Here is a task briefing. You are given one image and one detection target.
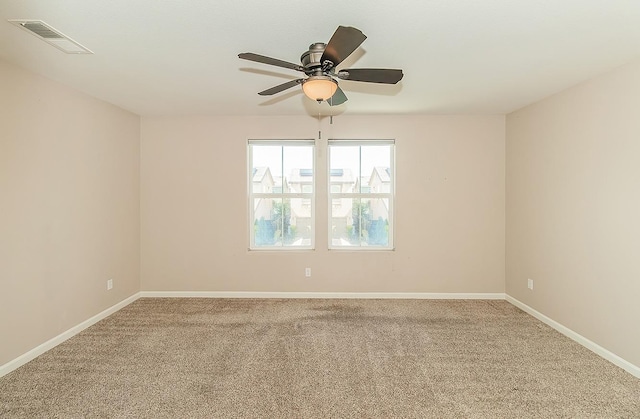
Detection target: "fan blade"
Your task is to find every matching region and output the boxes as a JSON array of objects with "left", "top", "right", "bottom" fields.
[
  {"left": 328, "top": 86, "right": 348, "bottom": 106},
  {"left": 258, "top": 79, "right": 303, "bottom": 96},
  {"left": 321, "top": 26, "right": 367, "bottom": 68},
  {"left": 239, "top": 53, "right": 304, "bottom": 72},
  {"left": 337, "top": 68, "right": 404, "bottom": 84}
]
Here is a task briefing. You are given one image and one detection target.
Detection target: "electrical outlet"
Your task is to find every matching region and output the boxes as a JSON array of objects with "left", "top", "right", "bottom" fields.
[
  {"left": 107, "top": 279, "right": 113, "bottom": 290},
  {"left": 527, "top": 278, "right": 534, "bottom": 290},
  {"left": 305, "top": 268, "right": 311, "bottom": 278}
]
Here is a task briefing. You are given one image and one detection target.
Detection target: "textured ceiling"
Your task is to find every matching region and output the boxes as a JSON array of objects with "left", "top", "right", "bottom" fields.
[{"left": 1, "top": 0, "right": 639, "bottom": 117}]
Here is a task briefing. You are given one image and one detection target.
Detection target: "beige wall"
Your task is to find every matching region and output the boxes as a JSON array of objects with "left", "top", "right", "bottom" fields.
[
  {"left": 506, "top": 59, "right": 640, "bottom": 366},
  {"left": 0, "top": 60, "right": 140, "bottom": 366},
  {"left": 141, "top": 115, "right": 505, "bottom": 293}
]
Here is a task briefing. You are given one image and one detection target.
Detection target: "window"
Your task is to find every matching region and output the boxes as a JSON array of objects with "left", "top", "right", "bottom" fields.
[
  {"left": 248, "top": 140, "right": 314, "bottom": 249},
  {"left": 328, "top": 140, "right": 394, "bottom": 249}
]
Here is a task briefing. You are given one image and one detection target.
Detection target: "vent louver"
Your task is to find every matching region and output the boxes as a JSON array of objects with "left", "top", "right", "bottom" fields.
[
  {"left": 21, "top": 21, "right": 63, "bottom": 39},
  {"left": 8, "top": 20, "right": 93, "bottom": 54}
]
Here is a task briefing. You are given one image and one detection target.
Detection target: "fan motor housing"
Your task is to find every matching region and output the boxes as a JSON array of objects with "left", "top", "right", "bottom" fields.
[{"left": 301, "top": 43, "right": 326, "bottom": 74}]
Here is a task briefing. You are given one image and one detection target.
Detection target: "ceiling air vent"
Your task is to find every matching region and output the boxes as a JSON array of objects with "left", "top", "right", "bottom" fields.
[{"left": 8, "top": 20, "right": 93, "bottom": 54}]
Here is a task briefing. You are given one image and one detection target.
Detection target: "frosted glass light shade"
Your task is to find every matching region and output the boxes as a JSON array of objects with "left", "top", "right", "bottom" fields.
[{"left": 302, "top": 76, "right": 338, "bottom": 101}]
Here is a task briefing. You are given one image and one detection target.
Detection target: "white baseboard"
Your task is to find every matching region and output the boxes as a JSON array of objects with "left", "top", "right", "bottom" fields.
[
  {"left": 140, "top": 291, "right": 506, "bottom": 300},
  {"left": 505, "top": 294, "right": 640, "bottom": 379},
  {"left": 0, "top": 293, "right": 140, "bottom": 378}
]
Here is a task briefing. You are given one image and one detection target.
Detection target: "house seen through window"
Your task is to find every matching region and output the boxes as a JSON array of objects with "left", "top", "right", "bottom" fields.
[
  {"left": 248, "top": 139, "right": 394, "bottom": 250},
  {"left": 328, "top": 140, "right": 394, "bottom": 249},
  {"left": 248, "top": 140, "right": 314, "bottom": 249}
]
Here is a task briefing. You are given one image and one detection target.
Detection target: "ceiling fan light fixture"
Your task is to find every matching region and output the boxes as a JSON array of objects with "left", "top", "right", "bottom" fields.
[
  {"left": 239, "top": 26, "right": 403, "bottom": 106},
  {"left": 302, "top": 76, "right": 338, "bottom": 101}
]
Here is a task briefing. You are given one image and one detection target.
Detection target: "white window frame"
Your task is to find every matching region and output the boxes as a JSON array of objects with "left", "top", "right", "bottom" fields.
[
  {"left": 328, "top": 139, "right": 395, "bottom": 250},
  {"left": 248, "top": 139, "right": 315, "bottom": 250}
]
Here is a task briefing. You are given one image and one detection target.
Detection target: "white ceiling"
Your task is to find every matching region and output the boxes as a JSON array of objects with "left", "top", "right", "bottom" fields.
[{"left": 1, "top": 0, "right": 639, "bottom": 117}]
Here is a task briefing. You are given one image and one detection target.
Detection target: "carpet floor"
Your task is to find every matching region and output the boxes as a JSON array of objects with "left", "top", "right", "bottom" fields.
[{"left": 1, "top": 298, "right": 639, "bottom": 418}]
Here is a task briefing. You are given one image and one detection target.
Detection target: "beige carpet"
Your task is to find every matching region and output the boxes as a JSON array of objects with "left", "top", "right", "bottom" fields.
[{"left": 1, "top": 298, "right": 639, "bottom": 418}]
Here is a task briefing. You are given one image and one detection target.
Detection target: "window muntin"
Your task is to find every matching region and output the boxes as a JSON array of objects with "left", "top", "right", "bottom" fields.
[
  {"left": 328, "top": 141, "right": 394, "bottom": 249},
  {"left": 249, "top": 140, "right": 314, "bottom": 249}
]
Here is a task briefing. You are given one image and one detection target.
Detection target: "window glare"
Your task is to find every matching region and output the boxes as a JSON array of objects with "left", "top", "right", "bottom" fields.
[
  {"left": 283, "top": 146, "right": 313, "bottom": 177},
  {"left": 252, "top": 146, "right": 282, "bottom": 176}
]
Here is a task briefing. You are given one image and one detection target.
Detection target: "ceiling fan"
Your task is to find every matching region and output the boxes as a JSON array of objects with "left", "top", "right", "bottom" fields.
[{"left": 238, "top": 26, "right": 403, "bottom": 106}]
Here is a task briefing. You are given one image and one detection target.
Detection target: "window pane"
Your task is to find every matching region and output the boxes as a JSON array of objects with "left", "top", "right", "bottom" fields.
[
  {"left": 284, "top": 146, "right": 313, "bottom": 194},
  {"left": 253, "top": 197, "right": 278, "bottom": 246},
  {"left": 253, "top": 197, "right": 310, "bottom": 247},
  {"left": 330, "top": 197, "right": 390, "bottom": 247},
  {"left": 331, "top": 197, "right": 357, "bottom": 247},
  {"left": 251, "top": 145, "right": 314, "bottom": 194},
  {"left": 330, "top": 146, "right": 359, "bottom": 193},
  {"left": 251, "top": 146, "right": 282, "bottom": 194},
  {"left": 288, "top": 197, "right": 312, "bottom": 247},
  {"left": 362, "top": 145, "right": 391, "bottom": 194},
  {"left": 367, "top": 197, "right": 390, "bottom": 246}
]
